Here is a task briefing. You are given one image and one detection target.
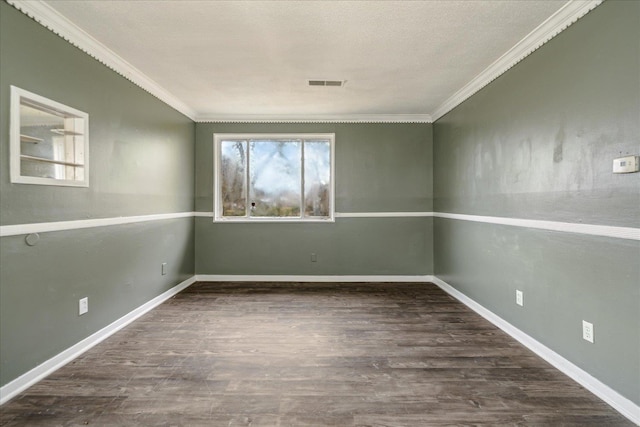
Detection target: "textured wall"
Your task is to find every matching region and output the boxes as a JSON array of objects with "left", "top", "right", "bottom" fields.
[
  {"left": 195, "top": 122, "right": 433, "bottom": 275},
  {"left": 433, "top": 0, "right": 640, "bottom": 404},
  {"left": 2, "top": 0, "right": 637, "bottom": 410},
  {"left": 0, "top": 5, "right": 194, "bottom": 224},
  {"left": 0, "top": 2, "right": 195, "bottom": 387}
]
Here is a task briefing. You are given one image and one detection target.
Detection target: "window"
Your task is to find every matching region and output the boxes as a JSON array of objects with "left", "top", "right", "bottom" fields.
[
  {"left": 214, "top": 134, "right": 334, "bottom": 222},
  {"left": 10, "top": 86, "right": 89, "bottom": 187}
]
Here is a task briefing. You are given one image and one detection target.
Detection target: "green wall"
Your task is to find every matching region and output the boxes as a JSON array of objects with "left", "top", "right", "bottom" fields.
[
  {"left": 433, "top": 0, "right": 639, "bottom": 405},
  {"left": 195, "top": 123, "right": 433, "bottom": 276},
  {"left": 0, "top": 2, "right": 195, "bottom": 387},
  {"left": 1, "top": 0, "right": 638, "bottom": 412}
]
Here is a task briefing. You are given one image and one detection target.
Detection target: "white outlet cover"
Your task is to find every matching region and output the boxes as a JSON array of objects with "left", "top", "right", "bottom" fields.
[
  {"left": 582, "top": 320, "right": 594, "bottom": 343},
  {"left": 516, "top": 290, "right": 524, "bottom": 307},
  {"left": 79, "top": 297, "right": 88, "bottom": 315}
]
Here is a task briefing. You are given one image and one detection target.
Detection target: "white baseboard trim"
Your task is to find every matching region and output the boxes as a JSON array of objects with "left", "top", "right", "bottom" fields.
[
  {"left": 0, "top": 276, "right": 197, "bottom": 406},
  {"left": 3, "top": 274, "right": 637, "bottom": 424},
  {"left": 196, "top": 274, "right": 433, "bottom": 283},
  {"left": 430, "top": 276, "right": 640, "bottom": 425}
]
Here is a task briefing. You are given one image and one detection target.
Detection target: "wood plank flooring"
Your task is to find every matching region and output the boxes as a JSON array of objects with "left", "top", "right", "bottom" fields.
[{"left": 0, "top": 282, "right": 633, "bottom": 426}]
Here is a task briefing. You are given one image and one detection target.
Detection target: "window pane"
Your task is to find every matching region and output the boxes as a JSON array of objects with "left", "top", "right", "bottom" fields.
[
  {"left": 249, "top": 140, "right": 301, "bottom": 217},
  {"left": 220, "top": 140, "right": 247, "bottom": 216},
  {"left": 304, "top": 140, "right": 331, "bottom": 217}
]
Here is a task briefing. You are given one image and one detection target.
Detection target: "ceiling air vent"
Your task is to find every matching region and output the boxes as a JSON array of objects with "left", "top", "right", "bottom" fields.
[{"left": 308, "top": 80, "right": 344, "bottom": 87}]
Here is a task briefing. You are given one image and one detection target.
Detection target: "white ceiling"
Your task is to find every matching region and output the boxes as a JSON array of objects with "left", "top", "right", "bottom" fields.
[{"left": 31, "top": 0, "right": 585, "bottom": 121}]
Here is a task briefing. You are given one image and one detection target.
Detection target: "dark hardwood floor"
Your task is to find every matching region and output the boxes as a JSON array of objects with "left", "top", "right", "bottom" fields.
[{"left": 0, "top": 282, "right": 632, "bottom": 426}]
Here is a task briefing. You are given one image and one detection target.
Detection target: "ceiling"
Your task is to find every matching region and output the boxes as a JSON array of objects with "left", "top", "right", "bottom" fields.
[{"left": 21, "top": 0, "right": 594, "bottom": 122}]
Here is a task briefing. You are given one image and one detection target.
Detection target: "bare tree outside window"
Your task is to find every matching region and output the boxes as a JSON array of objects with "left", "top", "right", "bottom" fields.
[
  {"left": 304, "top": 141, "right": 331, "bottom": 217},
  {"left": 215, "top": 134, "right": 334, "bottom": 221},
  {"left": 220, "top": 140, "right": 246, "bottom": 216},
  {"left": 250, "top": 140, "right": 301, "bottom": 217}
]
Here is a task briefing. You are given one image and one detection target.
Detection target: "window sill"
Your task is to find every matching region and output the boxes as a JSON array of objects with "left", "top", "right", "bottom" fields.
[{"left": 213, "top": 217, "right": 335, "bottom": 224}]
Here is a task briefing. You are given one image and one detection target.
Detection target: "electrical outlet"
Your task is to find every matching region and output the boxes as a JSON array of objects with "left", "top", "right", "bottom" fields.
[
  {"left": 516, "top": 290, "right": 524, "bottom": 307},
  {"left": 161, "top": 262, "right": 167, "bottom": 275},
  {"left": 582, "top": 320, "right": 594, "bottom": 343},
  {"left": 310, "top": 253, "right": 317, "bottom": 262},
  {"left": 79, "top": 297, "right": 88, "bottom": 316}
]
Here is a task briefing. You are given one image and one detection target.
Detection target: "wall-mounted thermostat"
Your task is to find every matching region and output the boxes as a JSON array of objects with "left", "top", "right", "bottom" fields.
[{"left": 612, "top": 155, "right": 639, "bottom": 174}]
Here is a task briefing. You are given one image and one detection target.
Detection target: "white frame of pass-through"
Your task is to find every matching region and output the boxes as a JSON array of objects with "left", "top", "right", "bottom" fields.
[{"left": 10, "top": 86, "right": 89, "bottom": 187}]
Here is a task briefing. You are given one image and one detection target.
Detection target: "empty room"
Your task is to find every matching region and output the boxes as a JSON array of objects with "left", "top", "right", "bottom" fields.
[{"left": 0, "top": 0, "right": 638, "bottom": 425}]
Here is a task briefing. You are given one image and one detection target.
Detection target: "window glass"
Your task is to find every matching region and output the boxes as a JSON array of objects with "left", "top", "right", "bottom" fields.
[
  {"left": 220, "top": 140, "right": 247, "bottom": 216},
  {"left": 214, "top": 134, "right": 334, "bottom": 222},
  {"left": 249, "top": 140, "right": 301, "bottom": 217},
  {"left": 304, "top": 141, "right": 331, "bottom": 217}
]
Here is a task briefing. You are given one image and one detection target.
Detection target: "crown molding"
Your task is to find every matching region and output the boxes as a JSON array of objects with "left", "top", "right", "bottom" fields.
[
  {"left": 8, "top": 0, "right": 602, "bottom": 125},
  {"left": 195, "top": 114, "right": 433, "bottom": 124},
  {"left": 6, "top": 0, "right": 197, "bottom": 121},
  {"left": 431, "top": 0, "right": 603, "bottom": 122}
]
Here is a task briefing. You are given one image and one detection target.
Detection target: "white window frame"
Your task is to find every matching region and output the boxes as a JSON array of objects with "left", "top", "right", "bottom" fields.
[
  {"left": 214, "top": 133, "right": 335, "bottom": 223},
  {"left": 10, "top": 86, "right": 89, "bottom": 187}
]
